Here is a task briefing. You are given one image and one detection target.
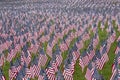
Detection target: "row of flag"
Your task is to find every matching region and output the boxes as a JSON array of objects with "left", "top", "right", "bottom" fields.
[{"left": 0, "top": 7, "right": 120, "bottom": 80}]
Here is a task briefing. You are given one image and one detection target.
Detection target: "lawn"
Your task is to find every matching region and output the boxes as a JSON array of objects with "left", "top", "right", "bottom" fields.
[{"left": 2, "top": 20, "right": 120, "bottom": 80}]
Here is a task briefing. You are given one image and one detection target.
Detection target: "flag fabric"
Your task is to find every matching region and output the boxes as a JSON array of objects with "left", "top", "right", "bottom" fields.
[
  {"left": 115, "top": 41, "right": 120, "bottom": 54},
  {"left": 91, "top": 68, "right": 101, "bottom": 80},
  {"left": 24, "top": 50, "right": 31, "bottom": 67},
  {"left": 87, "top": 44, "right": 95, "bottom": 61},
  {"left": 0, "top": 69, "right": 6, "bottom": 80},
  {"left": 110, "top": 68, "right": 117, "bottom": 80},
  {"left": 24, "top": 68, "right": 31, "bottom": 79},
  {"left": 46, "top": 67, "right": 55, "bottom": 80},
  {"left": 85, "top": 62, "right": 95, "bottom": 80},
  {"left": 56, "top": 54, "right": 63, "bottom": 66},
  {"left": 38, "top": 48, "right": 48, "bottom": 67},
  {"left": 81, "top": 51, "right": 89, "bottom": 67},
  {"left": 56, "top": 70, "right": 64, "bottom": 80},
  {"left": 0, "top": 54, "right": 4, "bottom": 67},
  {"left": 63, "top": 68, "right": 73, "bottom": 80},
  {"left": 9, "top": 65, "right": 18, "bottom": 80},
  {"left": 1, "top": 5, "right": 120, "bottom": 80},
  {"left": 79, "top": 56, "right": 85, "bottom": 72},
  {"left": 46, "top": 43, "right": 53, "bottom": 58},
  {"left": 60, "top": 41, "right": 68, "bottom": 52},
  {"left": 30, "top": 66, "right": 35, "bottom": 78},
  {"left": 76, "top": 39, "right": 83, "bottom": 50}
]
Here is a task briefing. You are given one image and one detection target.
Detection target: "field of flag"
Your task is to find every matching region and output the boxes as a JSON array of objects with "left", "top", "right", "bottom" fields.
[{"left": 0, "top": 0, "right": 120, "bottom": 80}]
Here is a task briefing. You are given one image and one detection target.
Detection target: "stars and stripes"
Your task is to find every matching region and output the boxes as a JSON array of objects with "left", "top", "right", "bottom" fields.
[{"left": 0, "top": 2, "right": 120, "bottom": 80}]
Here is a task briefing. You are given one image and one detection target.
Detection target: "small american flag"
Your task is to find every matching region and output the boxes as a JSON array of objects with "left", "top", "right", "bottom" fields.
[
  {"left": 60, "top": 41, "right": 68, "bottom": 52},
  {"left": 30, "top": 66, "right": 35, "bottom": 78},
  {"left": 79, "top": 56, "right": 85, "bottom": 72},
  {"left": 85, "top": 62, "right": 94, "bottom": 80},
  {"left": 46, "top": 67, "right": 55, "bottom": 80},
  {"left": 0, "top": 54, "right": 4, "bottom": 67},
  {"left": 46, "top": 43, "right": 53, "bottom": 58},
  {"left": 25, "top": 68, "right": 31, "bottom": 79},
  {"left": 38, "top": 54, "right": 48, "bottom": 67},
  {"left": 81, "top": 51, "right": 89, "bottom": 67},
  {"left": 56, "top": 54, "right": 63, "bottom": 66},
  {"left": 9, "top": 65, "right": 17, "bottom": 80},
  {"left": 115, "top": 41, "right": 120, "bottom": 54},
  {"left": 110, "top": 68, "right": 117, "bottom": 80},
  {"left": 63, "top": 68, "right": 73, "bottom": 80}
]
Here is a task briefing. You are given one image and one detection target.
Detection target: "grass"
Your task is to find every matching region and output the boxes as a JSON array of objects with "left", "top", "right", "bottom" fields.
[
  {"left": 97, "top": 20, "right": 119, "bottom": 80},
  {"left": 99, "top": 41, "right": 116, "bottom": 80},
  {"left": 2, "top": 20, "right": 120, "bottom": 80},
  {"left": 60, "top": 50, "right": 69, "bottom": 71},
  {"left": 2, "top": 61, "right": 10, "bottom": 80},
  {"left": 73, "top": 26, "right": 94, "bottom": 80},
  {"left": 73, "top": 60, "right": 87, "bottom": 80},
  {"left": 30, "top": 77, "right": 38, "bottom": 80}
]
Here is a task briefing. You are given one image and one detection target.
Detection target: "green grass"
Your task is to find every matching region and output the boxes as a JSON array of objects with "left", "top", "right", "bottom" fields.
[
  {"left": 73, "top": 60, "right": 87, "bottom": 80},
  {"left": 11, "top": 52, "right": 21, "bottom": 63},
  {"left": 97, "top": 20, "right": 119, "bottom": 80},
  {"left": 2, "top": 61, "right": 10, "bottom": 80},
  {"left": 73, "top": 27, "right": 94, "bottom": 80},
  {"left": 30, "top": 77, "right": 38, "bottom": 80},
  {"left": 2, "top": 20, "right": 120, "bottom": 80},
  {"left": 60, "top": 50, "right": 69, "bottom": 71},
  {"left": 99, "top": 41, "right": 116, "bottom": 80}
]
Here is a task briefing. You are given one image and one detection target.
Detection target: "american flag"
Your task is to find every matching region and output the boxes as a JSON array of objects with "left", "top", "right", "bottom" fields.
[
  {"left": 46, "top": 43, "right": 53, "bottom": 58},
  {"left": 110, "top": 30, "right": 116, "bottom": 43},
  {"left": 76, "top": 39, "right": 83, "bottom": 50},
  {"left": 33, "top": 57, "right": 40, "bottom": 77},
  {"left": 38, "top": 48, "right": 48, "bottom": 67},
  {"left": 117, "top": 52, "right": 120, "bottom": 64},
  {"left": 25, "top": 68, "right": 31, "bottom": 79},
  {"left": 30, "top": 66, "right": 35, "bottom": 78},
  {"left": 51, "top": 61, "right": 58, "bottom": 72},
  {"left": 110, "top": 68, "right": 117, "bottom": 80},
  {"left": 0, "top": 68, "right": 6, "bottom": 80},
  {"left": 91, "top": 68, "right": 101, "bottom": 80},
  {"left": 72, "top": 43, "right": 80, "bottom": 60},
  {"left": 65, "top": 37, "right": 71, "bottom": 47},
  {"left": 9, "top": 64, "right": 18, "bottom": 80},
  {"left": 38, "top": 69, "right": 45, "bottom": 80},
  {"left": 9, "top": 69, "right": 15, "bottom": 80},
  {"left": 38, "top": 74, "right": 44, "bottom": 80},
  {"left": 28, "top": 39, "right": 38, "bottom": 53},
  {"left": 79, "top": 56, "right": 85, "bottom": 72},
  {"left": 0, "top": 76, "right": 6, "bottom": 80},
  {"left": 72, "top": 51, "right": 80, "bottom": 61},
  {"left": 117, "top": 36, "right": 120, "bottom": 42},
  {"left": 63, "top": 68, "right": 73, "bottom": 80},
  {"left": 99, "top": 52, "right": 109, "bottom": 70},
  {"left": 6, "top": 49, "right": 14, "bottom": 62},
  {"left": 56, "top": 54, "right": 63, "bottom": 66},
  {"left": 94, "top": 50, "right": 102, "bottom": 70},
  {"left": 46, "top": 67, "right": 55, "bottom": 80},
  {"left": 81, "top": 51, "right": 89, "bottom": 67},
  {"left": 87, "top": 45, "right": 95, "bottom": 61},
  {"left": 20, "top": 53, "right": 25, "bottom": 66},
  {"left": 23, "top": 50, "right": 31, "bottom": 67},
  {"left": 112, "top": 58, "right": 118, "bottom": 73},
  {"left": 60, "top": 41, "right": 68, "bottom": 52},
  {"left": 56, "top": 70, "right": 64, "bottom": 80},
  {"left": 82, "top": 31, "right": 90, "bottom": 42},
  {"left": 93, "top": 33, "right": 99, "bottom": 49},
  {"left": 85, "top": 62, "right": 95, "bottom": 80},
  {"left": 115, "top": 41, "right": 120, "bottom": 54},
  {"left": 0, "top": 54, "right": 4, "bottom": 67},
  {"left": 69, "top": 61, "right": 75, "bottom": 73}
]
